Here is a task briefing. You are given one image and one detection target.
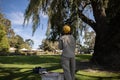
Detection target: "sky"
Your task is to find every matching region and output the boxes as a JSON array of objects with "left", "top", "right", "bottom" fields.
[{"left": 0, "top": 0, "right": 48, "bottom": 49}]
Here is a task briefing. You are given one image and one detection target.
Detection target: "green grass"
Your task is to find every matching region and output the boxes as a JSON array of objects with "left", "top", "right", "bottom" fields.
[{"left": 0, "top": 54, "right": 120, "bottom": 80}]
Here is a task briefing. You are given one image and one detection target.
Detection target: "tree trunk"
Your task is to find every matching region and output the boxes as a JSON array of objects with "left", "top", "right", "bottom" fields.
[
  {"left": 90, "top": 0, "right": 120, "bottom": 70},
  {"left": 91, "top": 25, "right": 120, "bottom": 70}
]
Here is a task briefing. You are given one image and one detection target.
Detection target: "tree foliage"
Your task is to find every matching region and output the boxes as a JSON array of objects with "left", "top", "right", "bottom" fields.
[
  {"left": 0, "top": 12, "right": 33, "bottom": 52},
  {"left": 84, "top": 30, "right": 95, "bottom": 49},
  {"left": 24, "top": 0, "right": 86, "bottom": 40},
  {"left": 25, "top": 39, "right": 34, "bottom": 48},
  {"left": 41, "top": 39, "right": 58, "bottom": 51},
  {"left": 0, "top": 24, "right": 9, "bottom": 52},
  {"left": 0, "top": 13, "right": 10, "bottom": 52},
  {"left": 24, "top": 0, "right": 120, "bottom": 69}
]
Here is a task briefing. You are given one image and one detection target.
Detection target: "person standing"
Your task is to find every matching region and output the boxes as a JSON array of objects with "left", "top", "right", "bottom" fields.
[{"left": 58, "top": 25, "right": 76, "bottom": 80}]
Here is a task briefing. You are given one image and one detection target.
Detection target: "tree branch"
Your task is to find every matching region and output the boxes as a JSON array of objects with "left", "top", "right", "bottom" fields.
[{"left": 78, "top": 9, "right": 97, "bottom": 32}]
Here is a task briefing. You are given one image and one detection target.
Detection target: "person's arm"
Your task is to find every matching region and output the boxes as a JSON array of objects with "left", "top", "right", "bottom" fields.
[{"left": 58, "top": 39, "right": 63, "bottom": 50}]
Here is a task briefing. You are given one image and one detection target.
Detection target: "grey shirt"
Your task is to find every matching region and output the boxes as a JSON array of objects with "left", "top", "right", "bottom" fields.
[{"left": 58, "top": 35, "right": 76, "bottom": 58}]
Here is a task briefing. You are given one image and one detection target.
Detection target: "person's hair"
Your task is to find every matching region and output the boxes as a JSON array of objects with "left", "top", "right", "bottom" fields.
[{"left": 62, "top": 25, "right": 72, "bottom": 35}]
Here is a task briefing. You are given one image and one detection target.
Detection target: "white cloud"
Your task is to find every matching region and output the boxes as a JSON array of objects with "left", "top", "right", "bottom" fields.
[
  {"left": 7, "top": 12, "right": 24, "bottom": 25},
  {"left": 7, "top": 11, "right": 48, "bottom": 26}
]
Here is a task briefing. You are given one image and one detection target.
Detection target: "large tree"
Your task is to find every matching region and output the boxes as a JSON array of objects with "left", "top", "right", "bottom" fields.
[
  {"left": 24, "top": 0, "right": 120, "bottom": 69},
  {"left": 0, "top": 13, "right": 10, "bottom": 52}
]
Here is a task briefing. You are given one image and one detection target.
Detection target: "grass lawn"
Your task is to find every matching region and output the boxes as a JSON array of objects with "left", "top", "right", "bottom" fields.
[{"left": 0, "top": 54, "right": 120, "bottom": 80}]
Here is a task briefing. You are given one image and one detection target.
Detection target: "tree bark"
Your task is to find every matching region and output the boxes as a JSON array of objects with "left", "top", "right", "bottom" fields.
[
  {"left": 91, "top": 21, "right": 120, "bottom": 70},
  {"left": 90, "top": 0, "right": 120, "bottom": 70}
]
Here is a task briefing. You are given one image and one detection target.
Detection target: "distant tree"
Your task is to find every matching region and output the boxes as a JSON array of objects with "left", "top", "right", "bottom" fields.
[
  {"left": 0, "top": 25, "right": 6, "bottom": 40},
  {"left": 0, "top": 13, "right": 11, "bottom": 27},
  {"left": 19, "top": 43, "right": 31, "bottom": 49},
  {"left": 0, "top": 36, "right": 10, "bottom": 52},
  {"left": 0, "top": 13, "right": 10, "bottom": 52},
  {"left": 8, "top": 36, "right": 17, "bottom": 48},
  {"left": 14, "top": 35, "right": 24, "bottom": 49},
  {"left": 41, "top": 39, "right": 52, "bottom": 51},
  {"left": 0, "top": 13, "right": 16, "bottom": 49},
  {"left": 38, "top": 44, "right": 43, "bottom": 49},
  {"left": 0, "top": 24, "right": 10, "bottom": 52},
  {"left": 84, "top": 30, "right": 95, "bottom": 49},
  {"left": 25, "top": 39, "right": 34, "bottom": 48},
  {"left": 41, "top": 39, "right": 58, "bottom": 51}
]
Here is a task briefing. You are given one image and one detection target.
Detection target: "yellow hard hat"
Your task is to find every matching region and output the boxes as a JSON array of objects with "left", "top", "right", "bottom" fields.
[{"left": 63, "top": 25, "right": 71, "bottom": 33}]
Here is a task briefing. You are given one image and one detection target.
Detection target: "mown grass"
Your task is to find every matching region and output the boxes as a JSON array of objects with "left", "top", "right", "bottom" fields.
[{"left": 0, "top": 54, "right": 120, "bottom": 80}]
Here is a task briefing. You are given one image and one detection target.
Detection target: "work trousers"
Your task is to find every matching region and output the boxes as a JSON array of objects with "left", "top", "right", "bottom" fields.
[{"left": 61, "top": 56, "right": 76, "bottom": 80}]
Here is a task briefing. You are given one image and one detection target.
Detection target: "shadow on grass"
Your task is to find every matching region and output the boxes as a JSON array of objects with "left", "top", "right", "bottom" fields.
[
  {"left": 1, "top": 55, "right": 120, "bottom": 80},
  {"left": 0, "top": 55, "right": 62, "bottom": 80},
  {"left": 76, "top": 73, "right": 120, "bottom": 80},
  {"left": 75, "top": 61, "right": 120, "bottom": 80},
  {"left": 0, "top": 64, "right": 61, "bottom": 80},
  {"left": 0, "top": 55, "right": 60, "bottom": 65},
  {"left": 0, "top": 68, "right": 41, "bottom": 80}
]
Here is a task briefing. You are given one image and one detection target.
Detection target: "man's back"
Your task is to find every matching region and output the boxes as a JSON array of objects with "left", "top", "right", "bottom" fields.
[{"left": 59, "top": 34, "right": 76, "bottom": 58}]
